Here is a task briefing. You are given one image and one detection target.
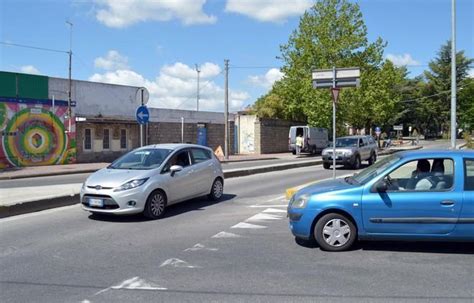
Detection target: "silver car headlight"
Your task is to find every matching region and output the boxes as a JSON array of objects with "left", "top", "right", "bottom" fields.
[
  {"left": 114, "top": 178, "right": 149, "bottom": 192},
  {"left": 322, "top": 149, "right": 329, "bottom": 156},
  {"left": 344, "top": 150, "right": 353, "bottom": 156},
  {"left": 291, "top": 194, "right": 310, "bottom": 209}
]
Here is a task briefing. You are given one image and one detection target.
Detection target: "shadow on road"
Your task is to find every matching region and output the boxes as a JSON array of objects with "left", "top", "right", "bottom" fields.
[
  {"left": 88, "top": 193, "right": 237, "bottom": 223},
  {"left": 295, "top": 237, "right": 474, "bottom": 254},
  {"left": 357, "top": 241, "right": 474, "bottom": 254}
]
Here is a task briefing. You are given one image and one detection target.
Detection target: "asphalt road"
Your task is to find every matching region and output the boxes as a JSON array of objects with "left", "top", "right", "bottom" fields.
[
  {"left": 0, "top": 155, "right": 320, "bottom": 189},
  {"left": 1, "top": 164, "right": 473, "bottom": 302}
]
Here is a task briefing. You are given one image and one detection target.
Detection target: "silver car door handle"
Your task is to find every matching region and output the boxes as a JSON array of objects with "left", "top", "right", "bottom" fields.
[{"left": 440, "top": 200, "right": 455, "bottom": 206}]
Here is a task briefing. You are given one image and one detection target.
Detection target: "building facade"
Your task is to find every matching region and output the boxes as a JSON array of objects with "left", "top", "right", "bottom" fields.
[{"left": 0, "top": 71, "right": 235, "bottom": 168}]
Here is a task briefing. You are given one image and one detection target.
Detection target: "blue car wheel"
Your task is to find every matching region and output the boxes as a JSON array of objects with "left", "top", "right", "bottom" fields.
[{"left": 315, "top": 213, "right": 357, "bottom": 251}]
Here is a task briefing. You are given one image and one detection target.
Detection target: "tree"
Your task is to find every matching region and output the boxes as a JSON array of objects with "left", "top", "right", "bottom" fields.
[
  {"left": 254, "top": 0, "right": 402, "bottom": 133},
  {"left": 422, "top": 41, "right": 473, "bottom": 135}
]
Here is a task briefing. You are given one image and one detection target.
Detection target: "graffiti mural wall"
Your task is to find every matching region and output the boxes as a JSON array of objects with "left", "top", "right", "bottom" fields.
[{"left": 0, "top": 98, "right": 76, "bottom": 168}]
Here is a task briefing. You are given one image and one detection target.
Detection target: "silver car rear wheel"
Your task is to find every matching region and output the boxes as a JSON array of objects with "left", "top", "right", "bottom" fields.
[
  {"left": 144, "top": 190, "right": 166, "bottom": 219},
  {"left": 208, "top": 178, "right": 224, "bottom": 201}
]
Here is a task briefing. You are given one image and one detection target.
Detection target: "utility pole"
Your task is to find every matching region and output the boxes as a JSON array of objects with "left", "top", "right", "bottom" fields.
[
  {"left": 332, "top": 66, "right": 336, "bottom": 179},
  {"left": 195, "top": 64, "right": 201, "bottom": 112},
  {"left": 451, "top": 0, "right": 457, "bottom": 149},
  {"left": 66, "top": 21, "right": 73, "bottom": 134},
  {"left": 224, "top": 59, "right": 229, "bottom": 160}
]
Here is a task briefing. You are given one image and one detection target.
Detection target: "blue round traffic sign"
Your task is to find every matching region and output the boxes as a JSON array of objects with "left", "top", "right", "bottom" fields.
[{"left": 136, "top": 105, "right": 150, "bottom": 124}]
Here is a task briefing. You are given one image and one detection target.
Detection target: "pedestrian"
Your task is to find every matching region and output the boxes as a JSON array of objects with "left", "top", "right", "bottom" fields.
[{"left": 295, "top": 134, "right": 303, "bottom": 156}]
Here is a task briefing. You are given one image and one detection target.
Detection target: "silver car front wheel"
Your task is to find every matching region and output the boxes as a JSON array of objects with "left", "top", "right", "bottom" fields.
[{"left": 144, "top": 190, "right": 166, "bottom": 219}]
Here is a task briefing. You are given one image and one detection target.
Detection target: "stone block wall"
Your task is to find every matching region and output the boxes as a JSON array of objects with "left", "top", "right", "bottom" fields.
[{"left": 254, "top": 118, "right": 303, "bottom": 154}]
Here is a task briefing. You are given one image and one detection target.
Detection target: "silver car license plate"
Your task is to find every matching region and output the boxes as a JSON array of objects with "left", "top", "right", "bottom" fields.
[{"left": 89, "top": 198, "right": 103, "bottom": 207}]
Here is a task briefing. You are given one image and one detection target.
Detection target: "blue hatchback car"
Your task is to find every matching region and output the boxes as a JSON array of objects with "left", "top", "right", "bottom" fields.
[{"left": 288, "top": 150, "right": 474, "bottom": 251}]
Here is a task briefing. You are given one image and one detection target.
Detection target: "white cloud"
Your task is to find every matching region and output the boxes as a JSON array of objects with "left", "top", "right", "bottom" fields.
[
  {"left": 94, "top": 50, "right": 129, "bottom": 70},
  {"left": 94, "top": 0, "right": 217, "bottom": 28},
  {"left": 225, "top": 0, "right": 312, "bottom": 22},
  {"left": 386, "top": 53, "right": 421, "bottom": 67},
  {"left": 89, "top": 62, "right": 248, "bottom": 112},
  {"left": 20, "top": 65, "right": 40, "bottom": 75},
  {"left": 248, "top": 68, "right": 284, "bottom": 89}
]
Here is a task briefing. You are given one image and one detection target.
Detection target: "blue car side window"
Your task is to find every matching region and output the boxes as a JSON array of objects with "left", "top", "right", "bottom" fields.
[{"left": 464, "top": 159, "right": 474, "bottom": 191}]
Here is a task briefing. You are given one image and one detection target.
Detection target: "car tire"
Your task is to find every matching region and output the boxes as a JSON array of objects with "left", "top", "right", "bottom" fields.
[
  {"left": 368, "top": 152, "right": 376, "bottom": 165},
  {"left": 352, "top": 155, "right": 361, "bottom": 169},
  {"left": 323, "top": 162, "right": 330, "bottom": 169},
  {"left": 311, "top": 146, "right": 317, "bottom": 155},
  {"left": 144, "top": 190, "right": 167, "bottom": 219},
  {"left": 208, "top": 178, "right": 224, "bottom": 201},
  {"left": 292, "top": 150, "right": 296, "bottom": 155},
  {"left": 314, "top": 213, "right": 357, "bottom": 252}
]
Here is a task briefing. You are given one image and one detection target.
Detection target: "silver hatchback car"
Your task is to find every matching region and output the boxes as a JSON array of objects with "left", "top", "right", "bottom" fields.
[{"left": 80, "top": 144, "right": 224, "bottom": 219}]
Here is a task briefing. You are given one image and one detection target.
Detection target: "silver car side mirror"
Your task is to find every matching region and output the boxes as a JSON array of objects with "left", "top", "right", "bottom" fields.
[{"left": 170, "top": 165, "right": 183, "bottom": 176}]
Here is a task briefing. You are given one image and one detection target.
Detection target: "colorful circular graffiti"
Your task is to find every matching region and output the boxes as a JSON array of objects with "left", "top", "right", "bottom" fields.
[
  {"left": 3, "top": 108, "right": 67, "bottom": 166},
  {"left": 0, "top": 102, "right": 7, "bottom": 131}
]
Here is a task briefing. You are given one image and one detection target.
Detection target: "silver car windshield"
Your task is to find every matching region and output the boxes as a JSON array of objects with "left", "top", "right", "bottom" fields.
[
  {"left": 351, "top": 154, "right": 401, "bottom": 184},
  {"left": 109, "top": 148, "right": 173, "bottom": 170},
  {"left": 329, "top": 138, "right": 358, "bottom": 147}
]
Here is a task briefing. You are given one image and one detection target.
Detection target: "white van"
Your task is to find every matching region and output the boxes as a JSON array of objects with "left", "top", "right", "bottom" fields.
[{"left": 288, "top": 126, "right": 329, "bottom": 155}]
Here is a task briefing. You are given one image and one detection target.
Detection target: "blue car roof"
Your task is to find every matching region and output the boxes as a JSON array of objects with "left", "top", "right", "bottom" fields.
[{"left": 397, "top": 149, "right": 474, "bottom": 160}]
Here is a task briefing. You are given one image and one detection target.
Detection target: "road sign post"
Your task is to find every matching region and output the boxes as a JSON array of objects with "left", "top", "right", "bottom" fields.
[
  {"left": 136, "top": 87, "right": 150, "bottom": 147},
  {"left": 312, "top": 67, "right": 360, "bottom": 179},
  {"left": 136, "top": 105, "right": 150, "bottom": 147}
]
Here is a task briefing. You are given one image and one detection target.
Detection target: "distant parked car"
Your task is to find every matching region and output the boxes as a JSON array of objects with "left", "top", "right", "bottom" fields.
[
  {"left": 80, "top": 144, "right": 224, "bottom": 219},
  {"left": 288, "top": 150, "right": 474, "bottom": 251},
  {"left": 322, "top": 135, "right": 377, "bottom": 169},
  {"left": 289, "top": 126, "right": 328, "bottom": 155}
]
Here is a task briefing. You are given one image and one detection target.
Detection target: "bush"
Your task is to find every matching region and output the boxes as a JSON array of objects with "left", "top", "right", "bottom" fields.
[{"left": 464, "top": 132, "right": 474, "bottom": 149}]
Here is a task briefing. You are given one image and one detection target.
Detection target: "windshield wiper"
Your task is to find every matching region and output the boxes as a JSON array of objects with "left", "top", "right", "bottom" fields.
[{"left": 344, "top": 176, "right": 359, "bottom": 185}]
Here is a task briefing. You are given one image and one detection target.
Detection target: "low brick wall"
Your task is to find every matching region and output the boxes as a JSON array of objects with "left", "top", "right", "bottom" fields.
[{"left": 254, "top": 118, "right": 303, "bottom": 154}]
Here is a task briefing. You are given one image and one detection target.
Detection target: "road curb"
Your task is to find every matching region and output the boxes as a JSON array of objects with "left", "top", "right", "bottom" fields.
[
  {"left": 0, "top": 159, "right": 323, "bottom": 218},
  {"left": 223, "top": 159, "right": 322, "bottom": 178},
  {"left": 0, "top": 194, "right": 79, "bottom": 218}
]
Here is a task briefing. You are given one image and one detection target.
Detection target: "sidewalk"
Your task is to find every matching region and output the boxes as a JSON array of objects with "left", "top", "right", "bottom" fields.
[{"left": 0, "top": 153, "right": 293, "bottom": 180}]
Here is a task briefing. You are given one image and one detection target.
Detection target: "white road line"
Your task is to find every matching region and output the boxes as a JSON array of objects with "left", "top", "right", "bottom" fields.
[
  {"left": 266, "top": 195, "right": 286, "bottom": 202},
  {"left": 160, "top": 258, "right": 200, "bottom": 268},
  {"left": 245, "top": 213, "right": 283, "bottom": 222},
  {"left": 249, "top": 204, "right": 287, "bottom": 208},
  {"left": 184, "top": 243, "right": 218, "bottom": 252},
  {"left": 211, "top": 231, "right": 242, "bottom": 238},
  {"left": 262, "top": 208, "right": 287, "bottom": 213},
  {"left": 231, "top": 222, "right": 267, "bottom": 229}
]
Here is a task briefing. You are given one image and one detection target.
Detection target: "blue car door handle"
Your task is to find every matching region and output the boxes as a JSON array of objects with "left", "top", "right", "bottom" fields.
[{"left": 440, "top": 200, "right": 455, "bottom": 206}]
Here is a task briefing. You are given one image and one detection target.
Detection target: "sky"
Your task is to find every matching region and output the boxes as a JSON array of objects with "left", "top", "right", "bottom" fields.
[{"left": 0, "top": 0, "right": 473, "bottom": 112}]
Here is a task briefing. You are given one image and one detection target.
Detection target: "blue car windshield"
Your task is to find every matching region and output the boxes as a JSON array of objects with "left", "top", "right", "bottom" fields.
[
  {"left": 352, "top": 154, "right": 401, "bottom": 184},
  {"left": 109, "top": 148, "right": 173, "bottom": 170}
]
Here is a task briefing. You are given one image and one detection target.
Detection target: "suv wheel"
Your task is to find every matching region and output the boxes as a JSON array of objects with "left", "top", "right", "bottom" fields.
[
  {"left": 368, "top": 152, "right": 376, "bottom": 165},
  {"left": 352, "top": 155, "right": 361, "bottom": 169},
  {"left": 323, "top": 162, "right": 330, "bottom": 169},
  {"left": 314, "top": 213, "right": 357, "bottom": 251}
]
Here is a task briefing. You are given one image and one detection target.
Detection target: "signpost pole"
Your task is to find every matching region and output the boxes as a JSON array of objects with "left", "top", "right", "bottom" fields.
[
  {"left": 140, "top": 90, "right": 144, "bottom": 147},
  {"left": 332, "top": 66, "right": 336, "bottom": 180}
]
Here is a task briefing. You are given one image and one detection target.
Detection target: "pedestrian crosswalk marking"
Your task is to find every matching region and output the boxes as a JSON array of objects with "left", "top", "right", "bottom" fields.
[
  {"left": 262, "top": 208, "right": 287, "bottom": 213},
  {"left": 245, "top": 213, "right": 282, "bottom": 222},
  {"left": 231, "top": 222, "right": 267, "bottom": 229},
  {"left": 212, "top": 231, "right": 242, "bottom": 238},
  {"left": 184, "top": 243, "right": 218, "bottom": 252}
]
